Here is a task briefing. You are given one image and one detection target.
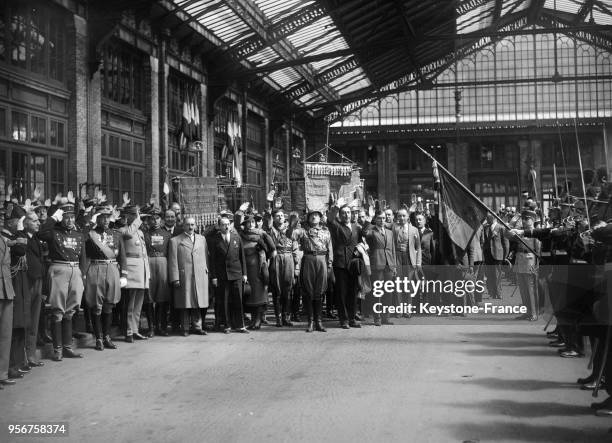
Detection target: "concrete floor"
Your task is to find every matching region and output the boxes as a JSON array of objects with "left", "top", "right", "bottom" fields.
[{"left": 1, "top": 315, "right": 612, "bottom": 443}]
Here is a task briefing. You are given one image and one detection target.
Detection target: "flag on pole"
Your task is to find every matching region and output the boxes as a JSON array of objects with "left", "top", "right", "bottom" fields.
[{"left": 435, "top": 160, "right": 489, "bottom": 250}]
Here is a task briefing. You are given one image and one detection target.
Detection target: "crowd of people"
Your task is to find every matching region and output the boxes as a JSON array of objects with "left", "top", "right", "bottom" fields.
[{"left": 1, "top": 178, "right": 612, "bottom": 418}]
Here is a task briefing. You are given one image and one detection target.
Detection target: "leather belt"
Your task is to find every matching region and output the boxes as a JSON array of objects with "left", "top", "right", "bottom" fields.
[
  {"left": 90, "top": 259, "right": 117, "bottom": 264},
  {"left": 304, "top": 251, "right": 327, "bottom": 256},
  {"left": 51, "top": 261, "right": 79, "bottom": 267},
  {"left": 276, "top": 250, "right": 293, "bottom": 254},
  {"left": 149, "top": 252, "right": 166, "bottom": 258}
]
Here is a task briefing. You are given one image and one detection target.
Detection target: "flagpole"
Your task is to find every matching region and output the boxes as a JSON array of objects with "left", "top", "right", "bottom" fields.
[{"left": 415, "top": 143, "right": 540, "bottom": 257}]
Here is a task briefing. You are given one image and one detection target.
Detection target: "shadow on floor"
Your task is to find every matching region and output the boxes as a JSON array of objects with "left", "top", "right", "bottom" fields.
[
  {"left": 451, "top": 377, "right": 581, "bottom": 391},
  {"left": 458, "top": 348, "right": 566, "bottom": 358},
  {"left": 448, "top": 420, "right": 612, "bottom": 442},
  {"left": 442, "top": 399, "right": 592, "bottom": 418}
]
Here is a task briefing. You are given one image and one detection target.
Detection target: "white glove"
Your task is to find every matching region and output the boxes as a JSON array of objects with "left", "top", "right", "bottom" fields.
[
  {"left": 16, "top": 216, "right": 25, "bottom": 231},
  {"left": 336, "top": 197, "right": 346, "bottom": 208},
  {"left": 5, "top": 184, "right": 12, "bottom": 202},
  {"left": 91, "top": 213, "right": 99, "bottom": 225},
  {"left": 66, "top": 190, "right": 75, "bottom": 203},
  {"left": 120, "top": 277, "right": 128, "bottom": 288},
  {"left": 239, "top": 202, "right": 250, "bottom": 212},
  {"left": 51, "top": 208, "right": 64, "bottom": 222}
]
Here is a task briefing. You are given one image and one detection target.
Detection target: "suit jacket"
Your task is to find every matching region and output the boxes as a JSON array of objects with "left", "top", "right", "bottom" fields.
[
  {"left": 0, "top": 235, "right": 15, "bottom": 300},
  {"left": 392, "top": 223, "right": 422, "bottom": 266},
  {"left": 483, "top": 222, "right": 509, "bottom": 262},
  {"left": 327, "top": 219, "right": 362, "bottom": 270},
  {"left": 168, "top": 233, "right": 209, "bottom": 309},
  {"left": 118, "top": 217, "right": 150, "bottom": 289},
  {"left": 209, "top": 230, "right": 246, "bottom": 281},
  {"left": 418, "top": 227, "right": 436, "bottom": 266},
  {"left": 23, "top": 232, "right": 45, "bottom": 280},
  {"left": 365, "top": 226, "right": 396, "bottom": 272}
]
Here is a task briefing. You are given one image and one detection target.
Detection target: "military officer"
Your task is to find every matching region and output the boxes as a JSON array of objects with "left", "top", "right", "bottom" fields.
[
  {"left": 85, "top": 206, "right": 121, "bottom": 350},
  {"left": 118, "top": 206, "right": 150, "bottom": 343},
  {"left": 296, "top": 210, "right": 333, "bottom": 333},
  {"left": 38, "top": 202, "right": 86, "bottom": 361},
  {"left": 268, "top": 209, "right": 300, "bottom": 327},
  {"left": 144, "top": 207, "right": 171, "bottom": 336}
]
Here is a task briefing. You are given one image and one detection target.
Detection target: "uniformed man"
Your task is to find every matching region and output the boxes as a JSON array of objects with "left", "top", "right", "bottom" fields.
[
  {"left": 85, "top": 206, "right": 121, "bottom": 350},
  {"left": 268, "top": 209, "right": 300, "bottom": 327},
  {"left": 144, "top": 207, "right": 171, "bottom": 336},
  {"left": 509, "top": 210, "right": 541, "bottom": 321},
  {"left": 296, "top": 210, "right": 333, "bottom": 333},
  {"left": 37, "top": 202, "right": 86, "bottom": 361},
  {"left": 118, "top": 205, "right": 149, "bottom": 342}
]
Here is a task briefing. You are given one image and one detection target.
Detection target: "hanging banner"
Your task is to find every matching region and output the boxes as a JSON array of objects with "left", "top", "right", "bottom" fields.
[
  {"left": 179, "top": 177, "right": 218, "bottom": 215},
  {"left": 303, "top": 165, "right": 362, "bottom": 213}
]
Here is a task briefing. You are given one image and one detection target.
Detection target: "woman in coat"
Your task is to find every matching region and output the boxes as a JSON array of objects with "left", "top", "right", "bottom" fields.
[{"left": 240, "top": 215, "right": 275, "bottom": 330}]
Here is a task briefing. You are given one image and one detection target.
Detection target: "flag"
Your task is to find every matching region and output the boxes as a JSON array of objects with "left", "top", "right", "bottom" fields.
[
  {"left": 193, "top": 97, "right": 200, "bottom": 140},
  {"left": 179, "top": 100, "right": 190, "bottom": 149},
  {"left": 435, "top": 161, "right": 489, "bottom": 251},
  {"left": 234, "top": 152, "right": 242, "bottom": 188}
]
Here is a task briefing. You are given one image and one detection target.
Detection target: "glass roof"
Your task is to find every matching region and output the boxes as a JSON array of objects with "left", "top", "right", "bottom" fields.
[
  {"left": 172, "top": 0, "right": 371, "bottom": 109},
  {"left": 170, "top": 0, "right": 612, "bottom": 115}
]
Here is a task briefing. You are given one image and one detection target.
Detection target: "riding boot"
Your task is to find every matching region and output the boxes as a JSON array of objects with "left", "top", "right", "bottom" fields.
[
  {"left": 101, "top": 313, "right": 117, "bottom": 349},
  {"left": 92, "top": 312, "right": 103, "bottom": 351},
  {"left": 304, "top": 295, "right": 314, "bottom": 332},
  {"left": 52, "top": 321, "right": 63, "bottom": 361},
  {"left": 61, "top": 318, "right": 83, "bottom": 358},
  {"left": 314, "top": 299, "right": 326, "bottom": 332}
]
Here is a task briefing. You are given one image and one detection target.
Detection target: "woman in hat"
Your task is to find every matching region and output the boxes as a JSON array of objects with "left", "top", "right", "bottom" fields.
[
  {"left": 296, "top": 210, "right": 333, "bottom": 332},
  {"left": 239, "top": 215, "right": 275, "bottom": 330}
]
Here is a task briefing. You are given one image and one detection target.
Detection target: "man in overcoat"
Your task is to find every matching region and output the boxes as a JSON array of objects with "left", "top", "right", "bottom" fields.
[{"left": 168, "top": 217, "right": 209, "bottom": 336}]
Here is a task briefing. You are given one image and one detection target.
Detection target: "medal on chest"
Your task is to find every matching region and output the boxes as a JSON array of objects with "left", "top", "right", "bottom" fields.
[
  {"left": 151, "top": 234, "right": 164, "bottom": 246},
  {"left": 62, "top": 236, "right": 79, "bottom": 252}
]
